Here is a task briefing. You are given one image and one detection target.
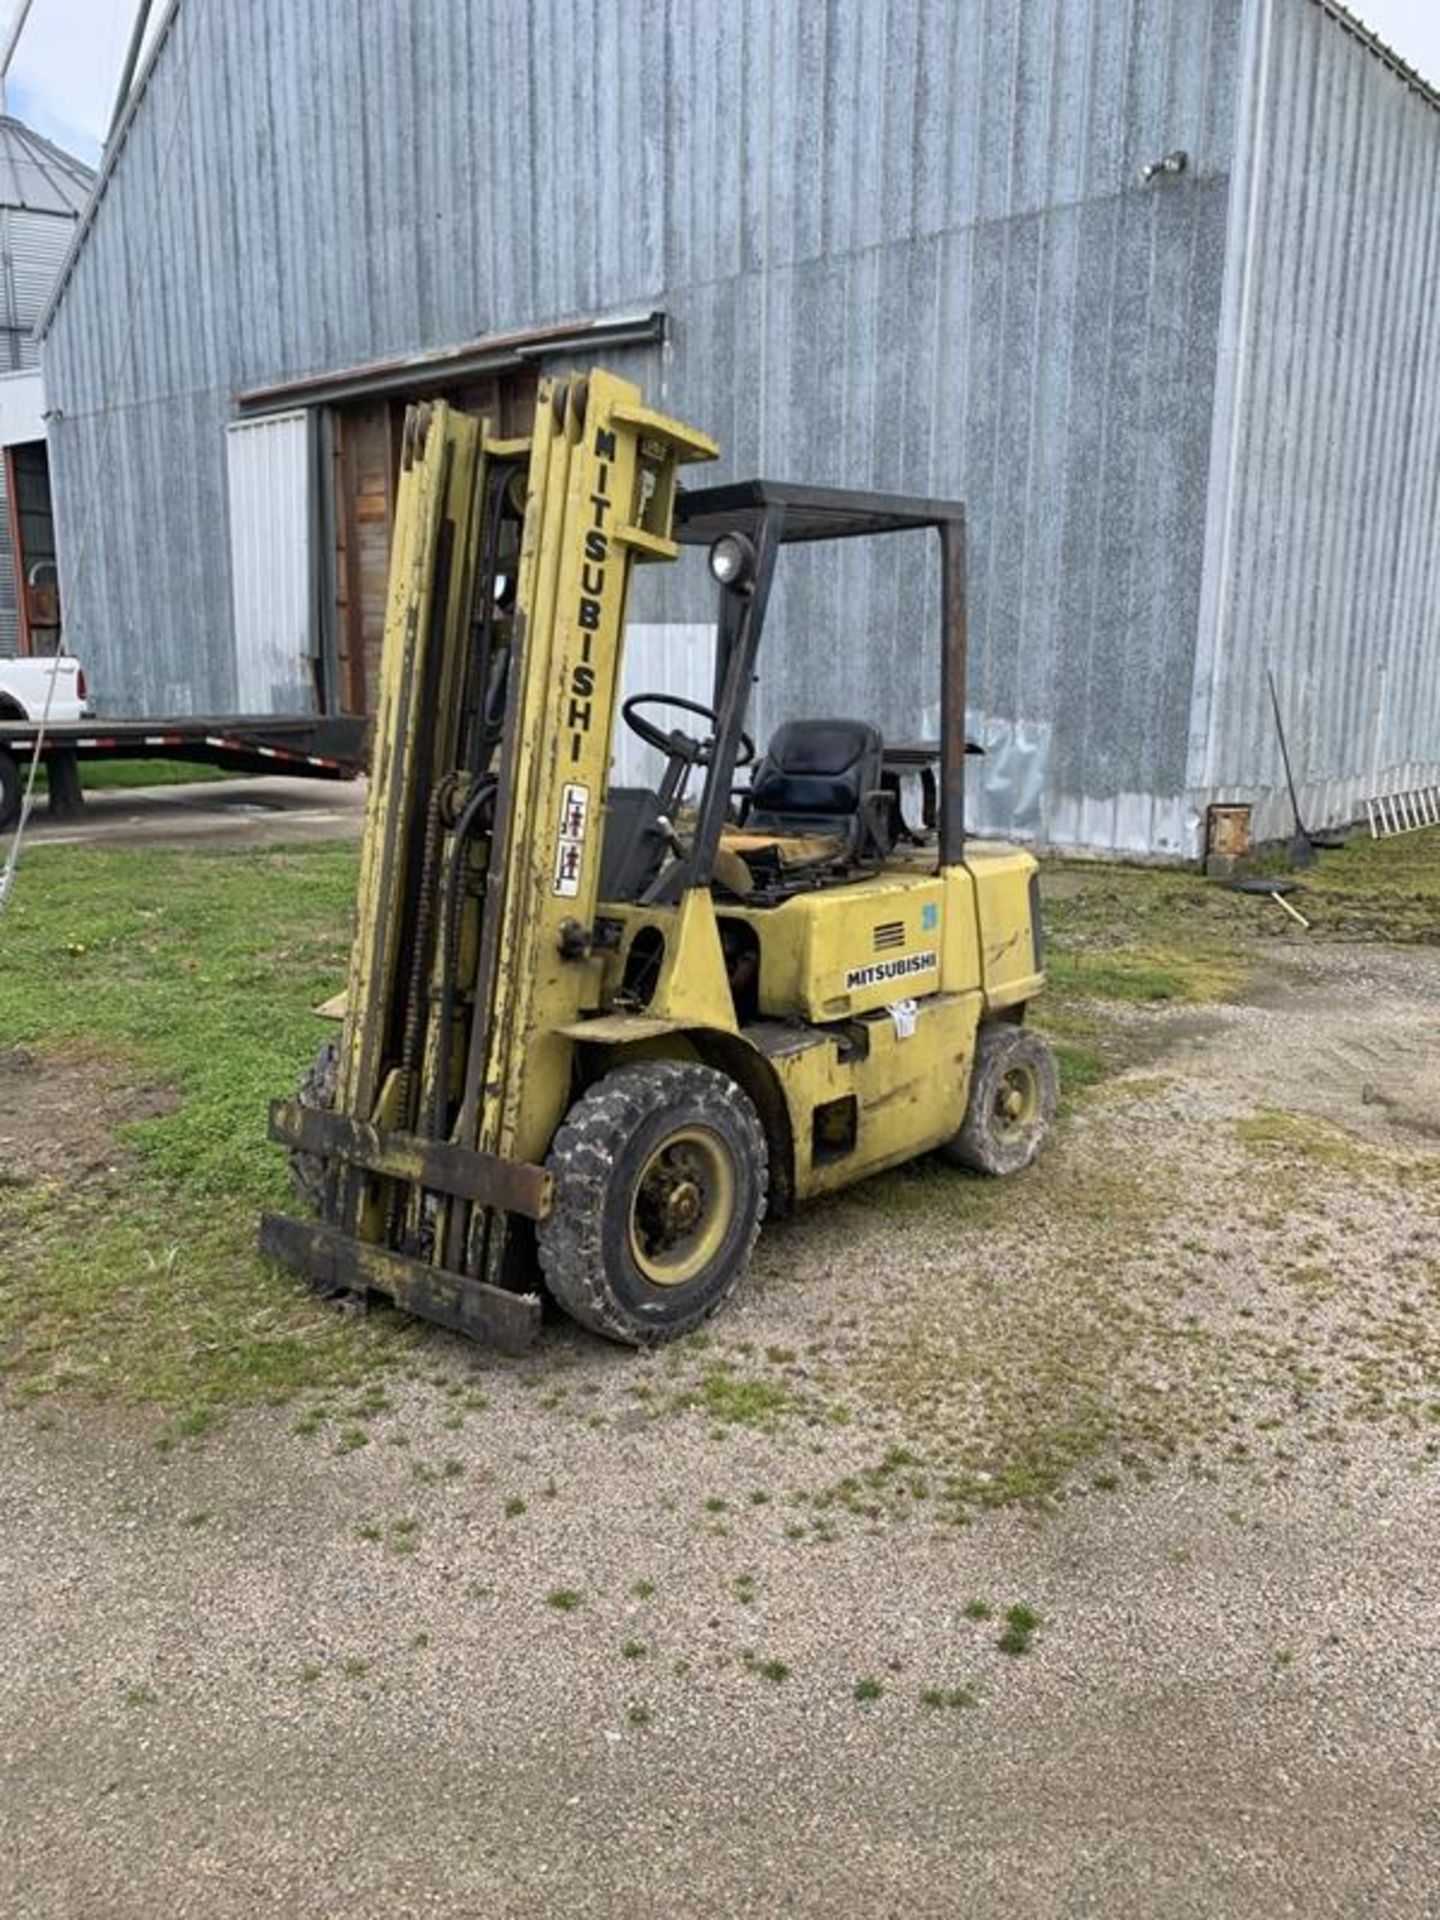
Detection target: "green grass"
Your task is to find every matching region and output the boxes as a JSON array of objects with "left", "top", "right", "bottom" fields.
[
  {"left": 692, "top": 1366, "right": 794, "bottom": 1427},
  {"left": 31, "top": 758, "right": 236, "bottom": 794},
  {"left": 0, "top": 842, "right": 409, "bottom": 1416},
  {"left": 546, "top": 1588, "right": 583, "bottom": 1612}
]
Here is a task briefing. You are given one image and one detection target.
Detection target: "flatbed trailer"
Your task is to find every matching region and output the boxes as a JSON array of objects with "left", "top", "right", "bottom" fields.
[{"left": 0, "top": 713, "right": 367, "bottom": 830}]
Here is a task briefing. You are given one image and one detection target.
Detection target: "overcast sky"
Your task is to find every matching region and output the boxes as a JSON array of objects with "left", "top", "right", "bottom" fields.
[{"left": 3, "top": 0, "right": 1439, "bottom": 168}]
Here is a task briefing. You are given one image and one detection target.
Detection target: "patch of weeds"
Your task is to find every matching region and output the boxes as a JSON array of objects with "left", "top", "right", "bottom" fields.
[
  {"left": 411, "top": 1456, "right": 464, "bottom": 1486},
  {"left": 334, "top": 1425, "right": 369, "bottom": 1455},
  {"left": 627, "top": 1703, "right": 653, "bottom": 1727},
  {"left": 997, "top": 1604, "right": 1041, "bottom": 1656},
  {"left": 345, "top": 1385, "right": 392, "bottom": 1419},
  {"left": 1234, "top": 1110, "right": 1382, "bottom": 1179},
  {"left": 341, "top": 1656, "right": 371, "bottom": 1680},
  {"left": 741, "top": 1651, "right": 790, "bottom": 1684},
  {"left": 156, "top": 1405, "right": 219, "bottom": 1451},
  {"left": 356, "top": 1519, "right": 383, "bottom": 1543},
  {"left": 766, "top": 1346, "right": 798, "bottom": 1366},
  {"left": 292, "top": 1406, "right": 329, "bottom": 1438},
  {"left": 546, "top": 1588, "right": 583, "bottom": 1612},
  {"left": 961, "top": 1598, "right": 992, "bottom": 1622},
  {"left": 409, "top": 1632, "right": 430, "bottom": 1652},
  {"left": 732, "top": 1573, "right": 757, "bottom": 1606},
  {"left": 853, "top": 1676, "right": 884, "bottom": 1703},
  {"left": 920, "top": 1685, "right": 979, "bottom": 1710},
  {"left": 299, "top": 1662, "right": 322, "bottom": 1684},
  {"left": 703, "top": 1496, "right": 728, "bottom": 1514},
  {"left": 389, "top": 1517, "right": 420, "bottom": 1556},
  {"left": 621, "top": 1638, "right": 648, "bottom": 1660},
  {"left": 748, "top": 1489, "right": 771, "bottom": 1506},
  {"left": 180, "top": 1507, "right": 213, "bottom": 1528},
  {"left": 695, "top": 1366, "right": 794, "bottom": 1428},
  {"left": 631, "top": 1578, "right": 655, "bottom": 1601},
  {"left": 120, "top": 1683, "right": 156, "bottom": 1708},
  {"left": 504, "top": 1496, "right": 527, "bottom": 1519}
]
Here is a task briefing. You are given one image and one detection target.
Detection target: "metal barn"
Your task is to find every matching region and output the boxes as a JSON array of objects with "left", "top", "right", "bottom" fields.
[{"left": 37, "top": 0, "right": 1440, "bottom": 858}]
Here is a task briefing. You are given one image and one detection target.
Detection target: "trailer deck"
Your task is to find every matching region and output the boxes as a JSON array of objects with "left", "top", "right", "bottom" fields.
[{"left": 0, "top": 714, "right": 367, "bottom": 829}]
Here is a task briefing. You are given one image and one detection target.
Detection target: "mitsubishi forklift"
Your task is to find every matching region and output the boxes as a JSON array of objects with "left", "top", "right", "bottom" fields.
[{"left": 261, "top": 370, "right": 1055, "bottom": 1350}]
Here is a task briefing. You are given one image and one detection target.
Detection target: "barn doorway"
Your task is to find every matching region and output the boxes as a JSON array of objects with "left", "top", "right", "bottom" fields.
[{"left": 322, "top": 368, "right": 538, "bottom": 717}]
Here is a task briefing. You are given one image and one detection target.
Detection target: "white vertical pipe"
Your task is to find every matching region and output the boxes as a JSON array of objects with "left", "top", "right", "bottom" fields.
[{"left": 0, "top": 0, "right": 37, "bottom": 116}]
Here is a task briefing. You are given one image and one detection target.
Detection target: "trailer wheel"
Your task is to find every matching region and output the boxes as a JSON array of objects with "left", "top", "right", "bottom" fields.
[
  {"left": 0, "top": 747, "right": 20, "bottom": 831},
  {"left": 289, "top": 1038, "right": 339, "bottom": 1212},
  {"left": 537, "top": 1060, "right": 767, "bottom": 1346},
  {"left": 943, "top": 1023, "right": 1057, "bottom": 1176}
]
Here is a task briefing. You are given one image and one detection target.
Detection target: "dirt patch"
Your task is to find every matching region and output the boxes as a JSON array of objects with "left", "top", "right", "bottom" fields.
[
  {"left": 0, "top": 1046, "right": 179, "bottom": 1189},
  {"left": 1157, "top": 941, "right": 1440, "bottom": 1145}
]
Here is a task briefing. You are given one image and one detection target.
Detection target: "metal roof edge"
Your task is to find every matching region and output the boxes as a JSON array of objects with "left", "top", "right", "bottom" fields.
[
  {"left": 34, "top": 0, "right": 184, "bottom": 343},
  {"left": 1310, "top": 0, "right": 1440, "bottom": 112}
]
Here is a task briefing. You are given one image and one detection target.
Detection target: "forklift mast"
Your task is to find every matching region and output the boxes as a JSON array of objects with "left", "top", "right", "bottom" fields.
[{"left": 262, "top": 372, "right": 718, "bottom": 1347}]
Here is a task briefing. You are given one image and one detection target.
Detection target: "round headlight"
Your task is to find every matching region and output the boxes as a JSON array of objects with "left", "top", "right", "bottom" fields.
[{"left": 708, "top": 532, "right": 757, "bottom": 591}]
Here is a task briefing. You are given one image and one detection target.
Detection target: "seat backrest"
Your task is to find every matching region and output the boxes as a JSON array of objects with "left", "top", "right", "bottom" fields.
[{"left": 749, "top": 718, "right": 883, "bottom": 822}]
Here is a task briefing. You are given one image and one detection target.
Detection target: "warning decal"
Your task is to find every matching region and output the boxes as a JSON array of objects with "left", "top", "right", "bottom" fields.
[{"left": 552, "top": 782, "right": 591, "bottom": 897}]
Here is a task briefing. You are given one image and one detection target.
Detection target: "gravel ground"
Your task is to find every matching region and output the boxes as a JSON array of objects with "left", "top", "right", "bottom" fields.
[{"left": 2, "top": 939, "right": 1437, "bottom": 1917}]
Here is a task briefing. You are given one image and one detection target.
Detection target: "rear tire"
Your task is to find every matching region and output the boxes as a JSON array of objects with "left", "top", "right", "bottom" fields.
[
  {"left": 289, "top": 1038, "right": 339, "bottom": 1211},
  {"left": 943, "top": 1023, "right": 1056, "bottom": 1176},
  {"left": 538, "top": 1060, "right": 767, "bottom": 1346}
]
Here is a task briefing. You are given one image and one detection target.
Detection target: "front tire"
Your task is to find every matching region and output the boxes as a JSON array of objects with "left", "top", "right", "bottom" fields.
[
  {"left": 943, "top": 1023, "right": 1057, "bottom": 1176},
  {"left": 537, "top": 1060, "right": 767, "bottom": 1346}
]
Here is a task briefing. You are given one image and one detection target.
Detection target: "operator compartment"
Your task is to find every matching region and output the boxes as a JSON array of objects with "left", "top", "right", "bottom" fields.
[{"left": 724, "top": 873, "right": 947, "bottom": 1022}]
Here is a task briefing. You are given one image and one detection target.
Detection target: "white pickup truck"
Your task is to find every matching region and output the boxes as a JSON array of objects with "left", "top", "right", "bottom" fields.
[{"left": 0, "top": 655, "right": 90, "bottom": 724}]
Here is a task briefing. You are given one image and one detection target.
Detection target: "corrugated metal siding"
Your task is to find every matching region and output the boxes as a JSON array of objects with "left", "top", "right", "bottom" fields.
[
  {"left": 1195, "top": 0, "right": 1440, "bottom": 838},
  {"left": 44, "top": 0, "right": 1242, "bottom": 851},
  {"left": 226, "top": 410, "right": 314, "bottom": 712},
  {"left": 0, "top": 208, "right": 75, "bottom": 368}
]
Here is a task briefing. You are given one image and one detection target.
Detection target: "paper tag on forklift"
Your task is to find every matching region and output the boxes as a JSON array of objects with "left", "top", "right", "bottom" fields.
[{"left": 888, "top": 998, "right": 918, "bottom": 1039}]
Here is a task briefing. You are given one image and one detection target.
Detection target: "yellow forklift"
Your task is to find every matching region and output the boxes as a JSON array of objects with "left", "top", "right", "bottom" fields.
[{"left": 261, "top": 370, "right": 1054, "bottom": 1349}]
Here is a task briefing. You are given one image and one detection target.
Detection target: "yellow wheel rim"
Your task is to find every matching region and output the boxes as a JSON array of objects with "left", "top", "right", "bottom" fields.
[
  {"left": 993, "top": 1064, "right": 1040, "bottom": 1136},
  {"left": 629, "top": 1126, "right": 735, "bottom": 1287}
]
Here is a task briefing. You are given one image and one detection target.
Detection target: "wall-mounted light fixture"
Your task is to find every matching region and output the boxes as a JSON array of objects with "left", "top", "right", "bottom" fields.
[{"left": 1141, "top": 149, "right": 1189, "bottom": 184}]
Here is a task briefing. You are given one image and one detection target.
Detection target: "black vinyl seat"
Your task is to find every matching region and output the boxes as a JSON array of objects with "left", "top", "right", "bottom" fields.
[{"left": 745, "top": 718, "right": 889, "bottom": 857}]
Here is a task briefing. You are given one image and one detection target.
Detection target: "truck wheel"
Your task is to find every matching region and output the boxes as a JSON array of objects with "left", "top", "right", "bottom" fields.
[
  {"left": 943, "top": 1023, "right": 1057, "bottom": 1176},
  {"left": 0, "top": 747, "right": 20, "bottom": 831},
  {"left": 537, "top": 1060, "right": 767, "bottom": 1346},
  {"left": 289, "top": 1038, "right": 339, "bottom": 1211}
]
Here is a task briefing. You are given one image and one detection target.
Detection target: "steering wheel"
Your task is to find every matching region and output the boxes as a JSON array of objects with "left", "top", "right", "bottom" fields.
[{"left": 622, "top": 693, "right": 755, "bottom": 769}]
